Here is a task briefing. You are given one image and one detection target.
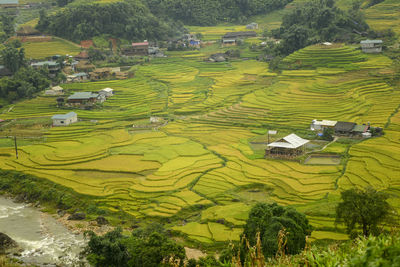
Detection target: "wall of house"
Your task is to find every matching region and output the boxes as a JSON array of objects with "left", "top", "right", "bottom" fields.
[{"left": 53, "top": 116, "right": 77, "bottom": 126}]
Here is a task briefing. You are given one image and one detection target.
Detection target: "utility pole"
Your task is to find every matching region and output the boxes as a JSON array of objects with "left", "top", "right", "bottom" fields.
[{"left": 14, "top": 136, "right": 18, "bottom": 159}]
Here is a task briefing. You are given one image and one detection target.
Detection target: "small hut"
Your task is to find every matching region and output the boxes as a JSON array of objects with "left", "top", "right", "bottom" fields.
[
  {"left": 52, "top": 112, "right": 77, "bottom": 126},
  {"left": 265, "top": 134, "right": 309, "bottom": 158}
]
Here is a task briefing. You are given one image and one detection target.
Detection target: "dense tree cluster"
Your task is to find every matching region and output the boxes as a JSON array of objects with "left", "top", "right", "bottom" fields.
[
  {"left": 272, "top": 0, "right": 370, "bottom": 55},
  {"left": 36, "top": 1, "right": 181, "bottom": 42},
  {"left": 85, "top": 225, "right": 185, "bottom": 267},
  {"left": 147, "top": 0, "right": 293, "bottom": 26},
  {"left": 0, "top": 45, "right": 51, "bottom": 102},
  {"left": 242, "top": 203, "right": 312, "bottom": 259}
]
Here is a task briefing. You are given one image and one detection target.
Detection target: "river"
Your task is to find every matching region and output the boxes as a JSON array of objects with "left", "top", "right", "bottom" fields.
[{"left": 0, "top": 196, "right": 87, "bottom": 266}]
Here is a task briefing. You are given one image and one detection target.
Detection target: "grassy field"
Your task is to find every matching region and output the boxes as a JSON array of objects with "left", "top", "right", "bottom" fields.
[
  {"left": 1, "top": 0, "right": 399, "bottom": 249},
  {"left": 22, "top": 37, "right": 81, "bottom": 59}
]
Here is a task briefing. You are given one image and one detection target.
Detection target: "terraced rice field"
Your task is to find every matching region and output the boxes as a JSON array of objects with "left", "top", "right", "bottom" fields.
[
  {"left": 1, "top": 43, "right": 399, "bottom": 245},
  {"left": 364, "top": 0, "right": 400, "bottom": 35},
  {"left": 23, "top": 37, "right": 81, "bottom": 59}
]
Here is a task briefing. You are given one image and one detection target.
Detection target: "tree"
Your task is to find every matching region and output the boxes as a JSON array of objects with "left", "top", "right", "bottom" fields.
[
  {"left": 0, "top": 14, "right": 15, "bottom": 38},
  {"left": 322, "top": 127, "right": 334, "bottom": 141},
  {"left": 1, "top": 46, "right": 26, "bottom": 74},
  {"left": 242, "top": 203, "right": 312, "bottom": 259},
  {"left": 335, "top": 188, "right": 395, "bottom": 237}
]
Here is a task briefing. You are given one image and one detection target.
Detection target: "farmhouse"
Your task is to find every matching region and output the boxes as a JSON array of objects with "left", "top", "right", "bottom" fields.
[
  {"left": 99, "top": 88, "right": 113, "bottom": 97},
  {"left": 0, "top": 0, "right": 18, "bottom": 8},
  {"left": 246, "top": 22, "right": 258, "bottom": 30},
  {"left": 51, "top": 112, "right": 77, "bottom": 126},
  {"left": 89, "top": 68, "right": 112, "bottom": 80},
  {"left": 44, "top": 85, "right": 64, "bottom": 95},
  {"left": 222, "top": 38, "right": 236, "bottom": 46},
  {"left": 67, "top": 92, "right": 100, "bottom": 105},
  {"left": 122, "top": 42, "right": 149, "bottom": 56},
  {"left": 352, "top": 124, "right": 369, "bottom": 134},
  {"left": 265, "top": 133, "right": 309, "bottom": 158},
  {"left": 310, "top": 119, "right": 337, "bottom": 131},
  {"left": 360, "top": 40, "right": 383, "bottom": 53},
  {"left": 67, "top": 72, "right": 88, "bottom": 82},
  {"left": 334, "top": 121, "right": 356, "bottom": 135},
  {"left": 31, "top": 61, "right": 60, "bottom": 74}
]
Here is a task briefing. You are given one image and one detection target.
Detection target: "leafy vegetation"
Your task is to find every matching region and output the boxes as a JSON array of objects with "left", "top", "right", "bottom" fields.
[
  {"left": 242, "top": 203, "right": 312, "bottom": 258},
  {"left": 84, "top": 226, "right": 185, "bottom": 267},
  {"left": 147, "top": 0, "right": 293, "bottom": 26},
  {"left": 0, "top": 44, "right": 51, "bottom": 103},
  {"left": 272, "top": 0, "right": 370, "bottom": 54},
  {"left": 36, "top": 1, "right": 181, "bottom": 42},
  {"left": 336, "top": 188, "right": 396, "bottom": 237}
]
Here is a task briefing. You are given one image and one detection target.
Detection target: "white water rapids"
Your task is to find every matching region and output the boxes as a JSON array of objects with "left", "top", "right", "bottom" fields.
[{"left": 0, "top": 196, "right": 87, "bottom": 266}]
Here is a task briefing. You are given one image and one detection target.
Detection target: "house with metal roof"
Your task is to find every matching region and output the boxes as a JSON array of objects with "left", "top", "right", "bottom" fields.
[
  {"left": 31, "top": 61, "right": 60, "bottom": 73},
  {"left": 310, "top": 119, "right": 337, "bottom": 131},
  {"left": 44, "top": 85, "right": 64, "bottom": 96},
  {"left": 51, "top": 112, "right": 77, "bottom": 126},
  {"left": 0, "top": 0, "right": 18, "bottom": 8},
  {"left": 122, "top": 41, "right": 149, "bottom": 56},
  {"left": 266, "top": 133, "right": 309, "bottom": 158},
  {"left": 360, "top": 40, "right": 382, "bottom": 53},
  {"left": 99, "top": 88, "right": 113, "bottom": 97},
  {"left": 67, "top": 92, "right": 100, "bottom": 105},
  {"left": 352, "top": 124, "right": 369, "bottom": 134},
  {"left": 67, "top": 72, "right": 88, "bottom": 83},
  {"left": 334, "top": 121, "right": 357, "bottom": 135},
  {"left": 246, "top": 22, "right": 258, "bottom": 30}
]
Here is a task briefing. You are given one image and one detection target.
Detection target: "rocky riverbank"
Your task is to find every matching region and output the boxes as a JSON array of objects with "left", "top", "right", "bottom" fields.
[{"left": 0, "top": 196, "right": 89, "bottom": 266}]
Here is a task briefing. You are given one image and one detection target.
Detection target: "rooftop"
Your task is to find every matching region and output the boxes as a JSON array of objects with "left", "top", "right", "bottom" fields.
[
  {"left": 0, "top": 0, "right": 18, "bottom": 4},
  {"left": 68, "top": 92, "right": 99, "bottom": 100},
  {"left": 132, "top": 42, "right": 149, "bottom": 47},
  {"left": 52, "top": 112, "right": 77, "bottom": 120},
  {"left": 51, "top": 86, "right": 63, "bottom": 91},
  {"left": 268, "top": 134, "right": 309, "bottom": 149},
  {"left": 31, "top": 61, "right": 59, "bottom": 67},
  {"left": 334, "top": 121, "right": 357, "bottom": 132},
  {"left": 312, "top": 120, "right": 337, "bottom": 127},
  {"left": 352, "top": 124, "right": 369, "bottom": 133},
  {"left": 100, "top": 88, "right": 113, "bottom": 93},
  {"left": 360, "top": 40, "right": 383, "bottom": 44}
]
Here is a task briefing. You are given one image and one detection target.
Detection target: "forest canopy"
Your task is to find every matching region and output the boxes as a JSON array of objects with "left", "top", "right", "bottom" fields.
[
  {"left": 36, "top": 0, "right": 182, "bottom": 42},
  {"left": 146, "top": 0, "right": 293, "bottom": 26}
]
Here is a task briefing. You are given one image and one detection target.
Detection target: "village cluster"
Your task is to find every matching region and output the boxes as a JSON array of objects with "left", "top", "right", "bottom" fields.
[{"left": 264, "top": 119, "right": 380, "bottom": 159}]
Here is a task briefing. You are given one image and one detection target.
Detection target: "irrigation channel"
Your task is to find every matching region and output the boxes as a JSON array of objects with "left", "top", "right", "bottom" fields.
[{"left": 0, "top": 196, "right": 87, "bottom": 266}]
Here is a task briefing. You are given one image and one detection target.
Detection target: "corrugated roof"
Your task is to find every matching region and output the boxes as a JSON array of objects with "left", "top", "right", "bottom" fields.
[
  {"left": 360, "top": 40, "right": 383, "bottom": 44},
  {"left": 31, "top": 61, "right": 59, "bottom": 67},
  {"left": 268, "top": 134, "right": 309, "bottom": 149},
  {"left": 352, "top": 124, "right": 368, "bottom": 133},
  {"left": 132, "top": 42, "right": 149, "bottom": 47},
  {"left": 0, "top": 0, "right": 18, "bottom": 5},
  {"left": 51, "top": 86, "right": 63, "bottom": 91},
  {"left": 100, "top": 88, "right": 113, "bottom": 92},
  {"left": 72, "top": 72, "right": 88, "bottom": 77},
  {"left": 312, "top": 120, "right": 337, "bottom": 127},
  {"left": 52, "top": 112, "right": 77, "bottom": 120},
  {"left": 335, "top": 121, "right": 356, "bottom": 132},
  {"left": 68, "top": 92, "right": 98, "bottom": 100}
]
